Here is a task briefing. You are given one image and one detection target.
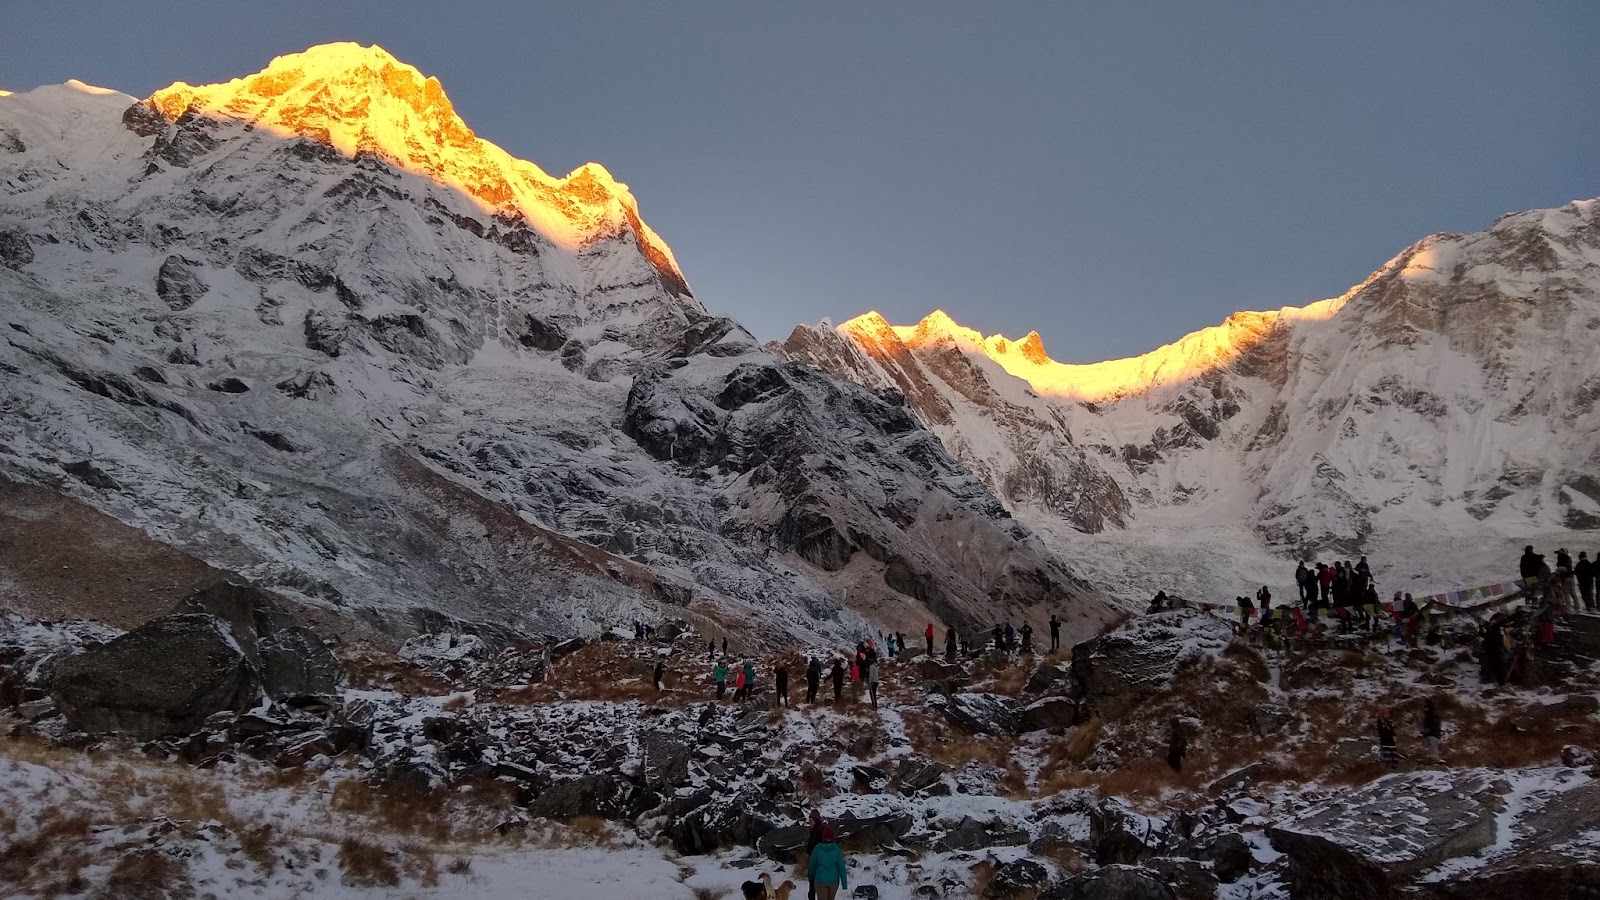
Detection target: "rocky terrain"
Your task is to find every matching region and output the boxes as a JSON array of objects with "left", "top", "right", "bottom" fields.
[
  {"left": 0, "top": 43, "right": 1113, "bottom": 648},
  {"left": 780, "top": 201, "right": 1600, "bottom": 602},
  {"left": 3, "top": 578, "right": 1598, "bottom": 898}
]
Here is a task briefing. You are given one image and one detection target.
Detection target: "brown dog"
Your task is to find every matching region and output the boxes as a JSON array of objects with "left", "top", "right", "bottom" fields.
[{"left": 760, "top": 872, "right": 797, "bottom": 900}]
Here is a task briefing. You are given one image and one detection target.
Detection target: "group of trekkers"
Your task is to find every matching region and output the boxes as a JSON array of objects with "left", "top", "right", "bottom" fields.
[
  {"left": 1520, "top": 545, "right": 1598, "bottom": 614},
  {"left": 666, "top": 613, "right": 1069, "bottom": 710},
  {"left": 1215, "top": 555, "right": 1430, "bottom": 648}
]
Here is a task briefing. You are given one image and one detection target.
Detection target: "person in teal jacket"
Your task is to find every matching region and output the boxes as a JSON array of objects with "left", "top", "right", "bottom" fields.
[{"left": 807, "top": 825, "right": 848, "bottom": 899}]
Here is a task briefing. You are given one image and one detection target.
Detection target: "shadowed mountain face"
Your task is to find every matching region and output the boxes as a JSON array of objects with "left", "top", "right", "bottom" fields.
[
  {"left": 0, "top": 45, "right": 1115, "bottom": 644},
  {"left": 781, "top": 199, "right": 1600, "bottom": 559}
]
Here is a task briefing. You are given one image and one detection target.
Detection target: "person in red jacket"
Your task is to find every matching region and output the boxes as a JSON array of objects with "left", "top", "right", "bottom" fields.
[{"left": 924, "top": 621, "right": 935, "bottom": 657}]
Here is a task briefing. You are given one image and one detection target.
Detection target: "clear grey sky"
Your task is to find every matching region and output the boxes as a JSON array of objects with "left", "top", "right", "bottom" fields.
[{"left": 5, "top": 2, "right": 1597, "bottom": 360}]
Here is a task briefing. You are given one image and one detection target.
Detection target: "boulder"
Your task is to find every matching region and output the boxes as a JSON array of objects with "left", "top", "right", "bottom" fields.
[
  {"left": 50, "top": 614, "right": 262, "bottom": 740},
  {"left": 529, "top": 773, "right": 655, "bottom": 823},
  {"left": 1247, "top": 702, "right": 1294, "bottom": 737},
  {"left": 1406, "top": 781, "right": 1600, "bottom": 898},
  {"left": 984, "top": 858, "right": 1048, "bottom": 898},
  {"left": 1021, "top": 696, "right": 1079, "bottom": 732},
  {"left": 833, "top": 811, "right": 915, "bottom": 848},
  {"left": 1560, "top": 745, "right": 1596, "bottom": 768},
  {"left": 665, "top": 783, "right": 786, "bottom": 855},
  {"left": 1178, "top": 831, "right": 1251, "bottom": 883},
  {"left": 1069, "top": 611, "right": 1231, "bottom": 719},
  {"left": 755, "top": 823, "right": 811, "bottom": 862},
  {"left": 258, "top": 625, "right": 340, "bottom": 699},
  {"left": 1091, "top": 799, "right": 1168, "bottom": 865},
  {"left": 1041, "top": 865, "right": 1178, "bottom": 900},
  {"left": 1143, "top": 858, "right": 1219, "bottom": 900},
  {"left": 935, "top": 692, "right": 1022, "bottom": 735},
  {"left": 895, "top": 757, "right": 950, "bottom": 795},
  {"left": 1206, "top": 762, "right": 1270, "bottom": 794},
  {"left": 1025, "top": 662, "right": 1071, "bottom": 694},
  {"left": 1267, "top": 771, "right": 1509, "bottom": 900},
  {"left": 639, "top": 732, "right": 692, "bottom": 790},
  {"left": 170, "top": 577, "right": 296, "bottom": 668}
]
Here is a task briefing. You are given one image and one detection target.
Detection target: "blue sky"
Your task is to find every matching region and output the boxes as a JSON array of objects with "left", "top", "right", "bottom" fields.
[{"left": 5, "top": 2, "right": 1597, "bottom": 359}]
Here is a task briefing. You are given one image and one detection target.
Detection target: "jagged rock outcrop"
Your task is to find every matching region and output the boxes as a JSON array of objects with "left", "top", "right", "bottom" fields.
[{"left": 1069, "top": 610, "right": 1232, "bottom": 719}]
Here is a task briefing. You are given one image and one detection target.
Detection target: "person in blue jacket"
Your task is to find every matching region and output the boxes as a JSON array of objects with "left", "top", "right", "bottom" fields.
[{"left": 806, "top": 825, "right": 848, "bottom": 899}]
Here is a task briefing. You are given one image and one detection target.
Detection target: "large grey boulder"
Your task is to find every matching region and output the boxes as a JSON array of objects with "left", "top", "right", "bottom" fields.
[
  {"left": 50, "top": 614, "right": 262, "bottom": 740},
  {"left": 934, "top": 692, "right": 1023, "bottom": 735},
  {"left": 258, "top": 625, "right": 340, "bottom": 699},
  {"left": 1021, "top": 696, "right": 1079, "bottom": 731},
  {"left": 171, "top": 576, "right": 297, "bottom": 668},
  {"left": 1267, "top": 771, "right": 1509, "bottom": 900},
  {"left": 1069, "top": 611, "right": 1231, "bottom": 719}
]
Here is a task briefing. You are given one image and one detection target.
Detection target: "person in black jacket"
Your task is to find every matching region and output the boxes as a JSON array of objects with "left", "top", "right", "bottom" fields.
[
  {"left": 1377, "top": 708, "right": 1399, "bottom": 768},
  {"left": 1049, "top": 614, "right": 1062, "bottom": 651},
  {"left": 1421, "top": 698, "right": 1443, "bottom": 760},
  {"left": 804, "top": 808, "right": 826, "bottom": 900},
  {"left": 805, "top": 656, "right": 822, "bottom": 704},
  {"left": 1520, "top": 545, "right": 1541, "bottom": 581},
  {"left": 945, "top": 627, "right": 958, "bottom": 662},
  {"left": 829, "top": 659, "right": 845, "bottom": 702},
  {"left": 653, "top": 659, "right": 666, "bottom": 691},
  {"left": 775, "top": 664, "right": 789, "bottom": 706},
  {"left": 1577, "top": 551, "right": 1597, "bottom": 612}
]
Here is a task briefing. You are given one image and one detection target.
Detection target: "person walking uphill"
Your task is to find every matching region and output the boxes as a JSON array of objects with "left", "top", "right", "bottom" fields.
[
  {"left": 807, "top": 826, "right": 849, "bottom": 900},
  {"left": 1422, "top": 698, "right": 1443, "bottom": 760},
  {"left": 806, "top": 656, "right": 821, "bottom": 704},
  {"left": 925, "top": 621, "right": 935, "bottom": 657},
  {"left": 713, "top": 660, "right": 728, "bottom": 699},
  {"left": 804, "top": 809, "right": 825, "bottom": 900},
  {"left": 776, "top": 664, "right": 790, "bottom": 706},
  {"left": 830, "top": 658, "right": 845, "bottom": 703}
]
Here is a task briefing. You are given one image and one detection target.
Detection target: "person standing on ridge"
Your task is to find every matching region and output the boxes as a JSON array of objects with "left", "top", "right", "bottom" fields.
[
  {"left": 1166, "top": 717, "right": 1187, "bottom": 772},
  {"left": 946, "top": 627, "right": 958, "bottom": 662},
  {"left": 1577, "top": 551, "right": 1597, "bottom": 612},
  {"left": 708, "top": 639, "right": 715, "bottom": 661},
  {"left": 722, "top": 636, "right": 729, "bottom": 657},
  {"left": 1520, "top": 545, "right": 1541, "bottom": 582},
  {"left": 743, "top": 660, "right": 757, "bottom": 700},
  {"left": 1376, "top": 708, "right": 1399, "bottom": 768},
  {"left": 925, "top": 621, "right": 935, "bottom": 657},
  {"left": 1050, "top": 614, "right": 1062, "bottom": 651},
  {"left": 1020, "top": 622, "right": 1034, "bottom": 654},
  {"left": 733, "top": 663, "right": 747, "bottom": 701},
  {"left": 866, "top": 655, "right": 880, "bottom": 708},
  {"left": 776, "top": 663, "right": 790, "bottom": 706},
  {"left": 806, "top": 655, "right": 821, "bottom": 704},
  {"left": 713, "top": 660, "right": 728, "bottom": 699},
  {"left": 653, "top": 658, "right": 666, "bottom": 691},
  {"left": 830, "top": 658, "right": 845, "bottom": 703},
  {"left": 806, "top": 826, "right": 849, "bottom": 900},
  {"left": 1421, "top": 698, "right": 1443, "bottom": 760},
  {"left": 1295, "top": 562, "right": 1312, "bottom": 607}
]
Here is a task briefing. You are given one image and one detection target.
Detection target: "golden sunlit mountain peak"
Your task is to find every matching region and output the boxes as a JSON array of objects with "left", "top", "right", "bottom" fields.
[{"left": 133, "top": 42, "right": 685, "bottom": 279}]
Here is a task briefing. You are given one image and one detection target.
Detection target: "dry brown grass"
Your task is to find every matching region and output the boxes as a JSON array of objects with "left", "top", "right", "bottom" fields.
[
  {"left": 337, "top": 642, "right": 454, "bottom": 695},
  {"left": 339, "top": 836, "right": 401, "bottom": 887},
  {"left": 94, "top": 850, "right": 195, "bottom": 900}
]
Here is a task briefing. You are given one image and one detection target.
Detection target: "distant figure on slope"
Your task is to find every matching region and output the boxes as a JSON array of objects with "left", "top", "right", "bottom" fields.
[
  {"left": 540, "top": 644, "right": 553, "bottom": 682},
  {"left": 734, "top": 663, "right": 748, "bottom": 701},
  {"left": 1364, "top": 583, "right": 1383, "bottom": 632},
  {"left": 1421, "top": 698, "right": 1443, "bottom": 761},
  {"left": 925, "top": 621, "right": 936, "bottom": 657},
  {"left": 806, "top": 656, "right": 821, "bottom": 704},
  {"left": 1376, "top": 708, "right": 1399, "bottom": 768},
  {"left": 1166, "top": 717, "right": 1187, "bottom": 772},
  {"left": 722, "top": 636, "right": 729, "bottom": 657},
  {"left": 776, "top": 664, "right": 790, "bottom": 706},
  {"left": 743, "top": 661, "right": 757, "bottom": 700},
  {"left": 1020, "top": 622, "right": 1034, "bottom": 654},
  {"left": 992, "top": 624, "right": 1004, "bottom": 653},
  {"left": 885, "top": 634, "right": 896, "bottom": 658},
  {"left": 1236, "top": 595, "right": 1254, "bottom": 628},
  {"left": 1050, "top": 614, "right": 1062, "bottom": 651},
  {"left": 653, "top": 658, "right": 666, "bottom": 691},
  {"left": 830, "top": 658, "right": 845, "bottom": 702},
  {"left": 1146, "top": 591, "right": 1167, "bottom": 614},
  {"left": 1295, "top": 562, "right": 1313, "bottom": 607},
  {"left": 897, "top": 631, "right": 907, "bottom": 659},
  {"left": 714, "top": 660, "right": 728, "bottom": 699},
  {"left": 708, "top": 639, "right": 716, "bottom": 661},
  {"left": 945, "top": 627, "right": 958, "bottom": 663},
  {"left": 866, "top": 656, "right": 880, "bottom": 708},
  {"left": 806, "top": 826, "right": 849, "bottom": 900},
  {"left": 1318, "top": 562, "right": 1335, "bottom": 613},
  {"left": 1577, "top": 551, "right": 1597, "bottom": 612},
  {"left": 1004, "top": 621, "right": 1017, "bottom": 654}
]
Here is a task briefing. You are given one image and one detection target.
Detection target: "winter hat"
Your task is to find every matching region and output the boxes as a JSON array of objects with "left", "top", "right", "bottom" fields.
[{"left": 822, "top": 825, "right": 836, "bottom": 841}]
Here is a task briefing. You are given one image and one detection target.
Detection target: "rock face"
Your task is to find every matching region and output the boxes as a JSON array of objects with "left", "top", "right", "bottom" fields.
[
  {"left": 780, "top": 198, "right": 1600, "bottom": 596},
  {"left": 0, "top": 46, "right": 1114, "bottom": 646},
  {"left": 1069, "top": 610, "right": 1232, "bottom": 719},
  {"left": 1042, "top": 865, "right": 1178, "bottom": 900},
  {"left": 933, "top": 692, "right": 1023, "bottom": 735},
  {"left": 1267, "top": 771, "right": 1509, "bottom": 900},
  {"left": 50, "top": 614, "right": 262, "bottom": 739}
]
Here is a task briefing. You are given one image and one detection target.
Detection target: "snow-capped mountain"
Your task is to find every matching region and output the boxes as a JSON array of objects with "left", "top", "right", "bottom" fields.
[
  {"left": 781, "top": 199, "right": 1600, "bottom": 596},
  {"left": 0, "top": 44, "right": 1115, "bottom": 644}
]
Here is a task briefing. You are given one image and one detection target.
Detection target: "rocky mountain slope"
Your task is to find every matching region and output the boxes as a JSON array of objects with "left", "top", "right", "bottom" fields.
[
  {"left": 0, "top": 44, "right": 1114, "bottom": 645},
  {"left": 781, "top": 200, "right": 1600, "bottom": 595}
]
